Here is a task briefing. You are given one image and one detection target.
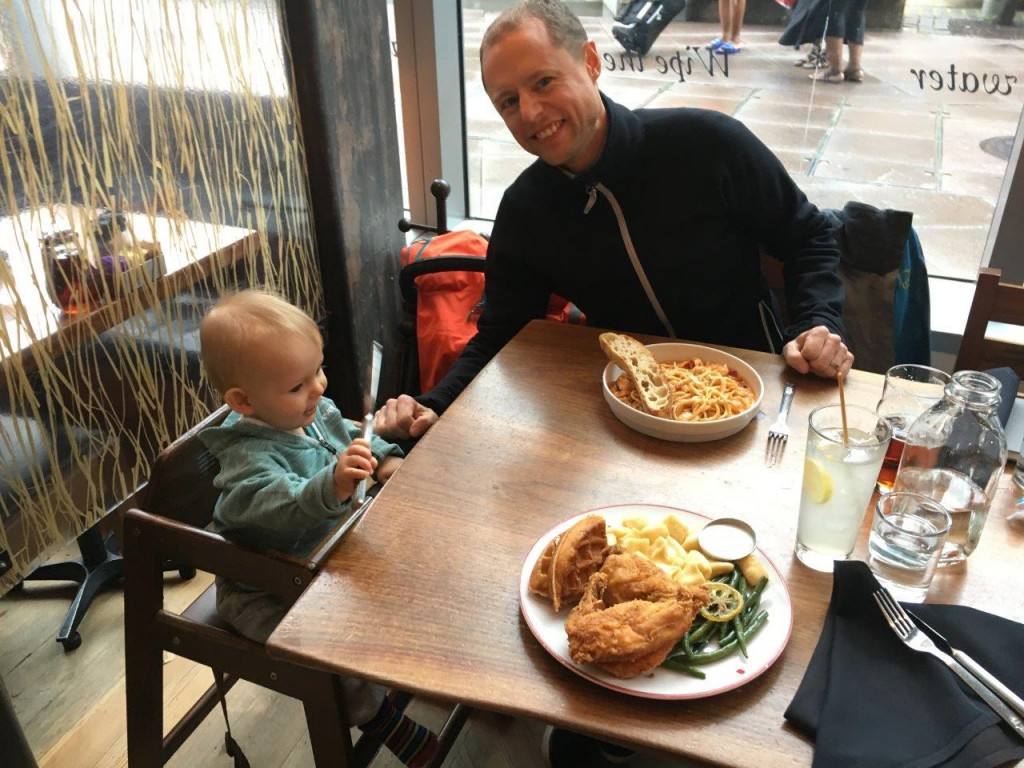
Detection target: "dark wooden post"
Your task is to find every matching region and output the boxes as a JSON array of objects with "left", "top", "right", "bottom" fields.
[{"left": 279, "top": 0, "right": 405, "bottom": 417}]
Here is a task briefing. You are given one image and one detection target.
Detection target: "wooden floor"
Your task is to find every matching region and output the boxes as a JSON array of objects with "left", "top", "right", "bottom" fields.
[{"left": 1, "top": 542, "right": 698, "bottom": 768}]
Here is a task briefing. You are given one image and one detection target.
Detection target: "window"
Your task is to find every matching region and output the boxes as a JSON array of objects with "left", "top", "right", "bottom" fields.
[{"left": 459, "top": 2, "right": 1022, "bottom": 284}]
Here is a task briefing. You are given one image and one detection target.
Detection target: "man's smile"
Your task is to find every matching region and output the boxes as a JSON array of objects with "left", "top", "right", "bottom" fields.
[{"left": 533, "top": 120, "right": 564, "bottom": 141}]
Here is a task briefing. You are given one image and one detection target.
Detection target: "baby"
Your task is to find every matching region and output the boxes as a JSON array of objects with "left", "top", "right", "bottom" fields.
[{"left": 198, "top": 289, "right": 437, "bottom": 767}]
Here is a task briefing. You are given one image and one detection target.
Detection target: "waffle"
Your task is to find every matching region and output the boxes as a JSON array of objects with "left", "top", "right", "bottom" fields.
[
  {"left": 528, "top": 514, "right": 611, "bottom": 611},
  {"left": 550, "top": 515, "right": 610, "bottom": 612}
]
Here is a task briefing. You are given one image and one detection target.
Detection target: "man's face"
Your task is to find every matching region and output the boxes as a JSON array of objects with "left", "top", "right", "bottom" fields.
[{"left": 482, "top": 18, "right": 607, "bottom": 173}]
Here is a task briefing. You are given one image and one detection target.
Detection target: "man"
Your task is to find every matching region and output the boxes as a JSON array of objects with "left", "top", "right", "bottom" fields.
[{"left": 378, "top": 0, "right": 852, "bottom": 445}]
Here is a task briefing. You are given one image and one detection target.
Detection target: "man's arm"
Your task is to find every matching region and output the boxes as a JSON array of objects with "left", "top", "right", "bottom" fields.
[
  {"left": 715, "top": 114, "right": 846, "bottom": 341},
  {"left": 415, "top": 194, "right": 555, "bottom": 416},
  {"left": 713, "top": 115, "right": 852, "bottom": 375}
]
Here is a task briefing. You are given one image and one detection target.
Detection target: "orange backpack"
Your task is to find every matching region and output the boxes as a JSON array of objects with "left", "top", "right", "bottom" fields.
[{"left": 399, "top": 230, "right": 584, "bottom": 393}]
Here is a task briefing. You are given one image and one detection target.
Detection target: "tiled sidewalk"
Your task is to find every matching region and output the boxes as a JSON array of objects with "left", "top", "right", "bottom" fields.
[{"left": 462, "top": 6, "right": 1024, "bottom": 282}]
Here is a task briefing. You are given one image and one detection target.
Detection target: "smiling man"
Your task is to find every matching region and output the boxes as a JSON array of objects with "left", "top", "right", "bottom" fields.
[{"left": 377, "top": 0, "right": 852, "bottom": 449}]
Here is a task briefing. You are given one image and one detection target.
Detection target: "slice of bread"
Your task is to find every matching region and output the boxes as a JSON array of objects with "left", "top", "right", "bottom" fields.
[{"left": 599, "top": 332, "right": 672, "bottom": 418}]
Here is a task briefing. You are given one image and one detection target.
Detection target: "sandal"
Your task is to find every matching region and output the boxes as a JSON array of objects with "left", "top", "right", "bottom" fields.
[
  {"left": 844, "top": 68, "right": 864, "bottom": 82},
  {"left": 811, "top": 69, "right": 843, "bottom": 82}
]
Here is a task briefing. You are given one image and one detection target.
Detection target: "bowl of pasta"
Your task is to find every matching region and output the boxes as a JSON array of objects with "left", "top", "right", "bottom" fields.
[{"left": 601, "top": 342, "right": 764, "bottom": 442}]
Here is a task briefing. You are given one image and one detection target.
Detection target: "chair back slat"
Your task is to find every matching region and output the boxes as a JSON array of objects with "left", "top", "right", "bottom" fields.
[
  {"left": 140, "top": 406, "right": 228, "bottom": 528},
  {"left": 955, "top": 268, "right": 1024, "bottom": 383}
]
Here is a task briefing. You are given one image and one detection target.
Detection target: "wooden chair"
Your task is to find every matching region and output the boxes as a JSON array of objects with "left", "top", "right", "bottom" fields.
[
  {"left": 123, "top": 406, "right": 469, "bottom": 767},
  {"left": 955, "top": 267, "right": 1024, "bottom": 382}
]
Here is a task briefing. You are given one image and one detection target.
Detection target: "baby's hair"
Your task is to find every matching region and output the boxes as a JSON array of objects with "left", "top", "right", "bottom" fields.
[{"left": 200, "top": 289, "right": 322, "bottom": 395}]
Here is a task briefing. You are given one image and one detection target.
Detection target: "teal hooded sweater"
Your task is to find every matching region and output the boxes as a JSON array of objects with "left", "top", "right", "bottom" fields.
[{"left": 199, "top": 397, "right": 403, "bottom": 558}]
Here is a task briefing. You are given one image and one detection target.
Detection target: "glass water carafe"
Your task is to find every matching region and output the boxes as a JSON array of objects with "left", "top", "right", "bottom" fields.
[{"left": 893, "top": 370, "right": 1007, "bottom": 566}]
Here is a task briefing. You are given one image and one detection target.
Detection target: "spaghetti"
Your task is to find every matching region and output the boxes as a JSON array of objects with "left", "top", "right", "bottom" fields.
[{"left": 612, "top": 358, "right": 755, "bottom": 422}]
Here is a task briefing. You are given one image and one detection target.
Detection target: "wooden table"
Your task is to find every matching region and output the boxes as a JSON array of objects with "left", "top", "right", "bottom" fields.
[
  {"left": 266, "top": 320, "right": 1024, "bottom": 766},
  {"left": 0, "top": 204, "right": 257, "bottom": 367}
]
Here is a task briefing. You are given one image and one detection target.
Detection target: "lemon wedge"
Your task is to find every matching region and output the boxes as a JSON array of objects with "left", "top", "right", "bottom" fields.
[{"left": 803, "top": 458, "right": 833, "bottom": 504}]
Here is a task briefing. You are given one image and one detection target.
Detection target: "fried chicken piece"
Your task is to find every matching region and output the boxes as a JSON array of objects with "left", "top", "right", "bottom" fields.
[
  {"left": 600, "top": 551, "right": 682, "bottom": 605},
  {"left": 595, "top": 640, "right": 676, "bottom": 679},
  {"left": 564, "top": 552, "right": 710, "bottom": 679}
]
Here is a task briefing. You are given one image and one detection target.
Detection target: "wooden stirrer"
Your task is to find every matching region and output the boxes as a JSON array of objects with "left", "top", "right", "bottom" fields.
[{"left": 837, "top": 370, "right": 849, "bottom": 444}]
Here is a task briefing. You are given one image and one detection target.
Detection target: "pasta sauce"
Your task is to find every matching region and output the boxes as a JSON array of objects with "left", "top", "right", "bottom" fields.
[{"left": 611, "top": 358, "right": 755, "bottom": 422}]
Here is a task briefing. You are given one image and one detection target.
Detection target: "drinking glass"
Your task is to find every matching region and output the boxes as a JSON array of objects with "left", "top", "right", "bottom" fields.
[
  {"left": 875, "top": 365, "right": 951, "bottom": 494},
  {"left": 867, "top": 491, "right": 952, "bottom": 602},
  {"left": 795, "top": 404, "right": 892, "bottom": 572}
]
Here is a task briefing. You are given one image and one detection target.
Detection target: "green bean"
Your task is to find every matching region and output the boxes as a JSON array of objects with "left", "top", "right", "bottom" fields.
[
  {"left": 662, "top": 658, "right": 707, "bottom": 679},
  {"left": 732, "top": 612, "right": 749, "bottom": 658},
  {"left": 742, "top": 576, "right": 769, "bottom": 610},
  {"left": 682, "top": 630, "right": 694, "bottom": 658},
  {"left": 729, "top": 567, "right": 744, "bottom": 591},
  {"left": 687, "top": 616, "right": 716, "bottom": 644},
  {"left": 687, "top": 610, "right": 768, "bottom": 665}
]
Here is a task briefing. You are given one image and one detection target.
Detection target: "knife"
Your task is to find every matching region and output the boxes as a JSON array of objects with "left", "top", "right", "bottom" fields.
[
  {"left": 352, "top": 340, "right": 382, "bottom": 510},
  {"left": 908, "top": 608, "right": 1024, "bottom": 721}
]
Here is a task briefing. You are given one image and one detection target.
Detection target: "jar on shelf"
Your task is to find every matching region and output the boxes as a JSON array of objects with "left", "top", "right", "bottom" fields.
[{"left": 893, "top": 370, "right": 1008, "bottom": 566}]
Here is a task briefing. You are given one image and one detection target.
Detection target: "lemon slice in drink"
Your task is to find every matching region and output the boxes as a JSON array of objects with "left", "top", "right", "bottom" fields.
[{"left": 803, "top": 458, "right": 833, "bottom": 504}]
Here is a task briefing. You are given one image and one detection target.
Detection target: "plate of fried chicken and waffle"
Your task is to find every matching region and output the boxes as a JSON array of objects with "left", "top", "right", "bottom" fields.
[{"left": 518, "top": 503, "right": 793, "bottom": 700}]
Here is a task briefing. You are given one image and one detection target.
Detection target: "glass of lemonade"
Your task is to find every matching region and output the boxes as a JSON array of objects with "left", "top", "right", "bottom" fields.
[
  {"left": 874, "top": 365, "right": 950, "bottom": 494},
  {"left": 795, "top": 405, "right": 892, "bottom": 572}
]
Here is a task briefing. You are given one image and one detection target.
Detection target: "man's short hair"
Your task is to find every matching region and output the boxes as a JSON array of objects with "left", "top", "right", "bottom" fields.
[
  {"left": 199, "top": 289, "right": 322, "bottom": 395},
  {"left": 480, "top": 0, "right": 588, "bottom": 62}
]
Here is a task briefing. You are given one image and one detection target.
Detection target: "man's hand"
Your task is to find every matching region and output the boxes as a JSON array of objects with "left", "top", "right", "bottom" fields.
[
  {"left": 374, "top": 394, "right": 439, "bottom": 440},
  {"left": 783, "top": 325, "right": 854, "bottom": 378}
]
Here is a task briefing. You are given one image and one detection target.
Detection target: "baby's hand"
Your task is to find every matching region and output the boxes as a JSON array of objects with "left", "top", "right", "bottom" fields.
[{"left": 334, "top": 438, "right": 377, "bottom": 501}]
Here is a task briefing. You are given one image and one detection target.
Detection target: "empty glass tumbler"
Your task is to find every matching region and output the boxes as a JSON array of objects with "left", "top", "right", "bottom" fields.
[
  {"left": 867, "top": 491, "right": 952, "bottom": 602},
  {"left": 875, "top": 365, "right": 951, "bottom": 494},
  {"left": 893, "top": 370, "right": 1007, "bottom": 566}
]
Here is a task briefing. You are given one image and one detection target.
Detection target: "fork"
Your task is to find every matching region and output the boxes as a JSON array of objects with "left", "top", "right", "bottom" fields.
[
  {"left": 765, "top": 382, "right": 796, "bottom": 467},
  {"left": 873, "top": 588, "right": 1024, "bottom": 738}
]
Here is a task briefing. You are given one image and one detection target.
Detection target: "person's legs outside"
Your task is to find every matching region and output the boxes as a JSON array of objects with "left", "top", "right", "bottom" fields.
[
  {"left": 711, "top": 0, "right": 730, "bottom": 50},
  {"left": 844, "top": 42, "right": 864, "bottom": 80},
  {"left": 730, "top": 0, "right": 747, "bottom": 47},
  {"left": 811, "top": 35, "right": 844, "bottom": 80},
  {"left": 713, "top": 0, "right": 746, "bottom": 54}
]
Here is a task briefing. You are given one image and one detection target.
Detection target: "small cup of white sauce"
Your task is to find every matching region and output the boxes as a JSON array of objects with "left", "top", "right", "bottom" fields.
[{"left": 697, "top": 518, "right": 757, "bottom": 561}]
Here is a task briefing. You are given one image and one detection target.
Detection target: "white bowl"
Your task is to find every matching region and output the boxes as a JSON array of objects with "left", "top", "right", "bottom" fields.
[{"left": 602, "top": 343, "right": 764, "bottom": 442}]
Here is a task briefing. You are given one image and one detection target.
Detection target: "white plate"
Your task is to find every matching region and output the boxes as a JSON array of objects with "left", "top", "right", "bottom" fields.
[
  {"left": 519, "top": 503, "right": 793, "bottom": 700},
  {"left": 602, "top": 343, "right": 764, "bottom": 442}
]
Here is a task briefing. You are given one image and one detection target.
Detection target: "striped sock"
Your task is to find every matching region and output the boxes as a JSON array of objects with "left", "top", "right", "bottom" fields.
[{"left": 360, "top": 697, "right": 439, "bottom": 768}]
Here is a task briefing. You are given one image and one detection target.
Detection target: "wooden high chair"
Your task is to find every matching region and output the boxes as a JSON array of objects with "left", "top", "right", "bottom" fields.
[{"left": 123, "top": 406, "right": 469, "bottom": 767}]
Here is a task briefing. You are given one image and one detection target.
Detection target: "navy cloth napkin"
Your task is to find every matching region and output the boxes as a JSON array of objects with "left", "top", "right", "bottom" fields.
[
  {"left": 785, "top": 561, "right": 1024, "bottom": 768},
  {"left": 984, "top": 367, "right": 1019, "bottom": 428}
]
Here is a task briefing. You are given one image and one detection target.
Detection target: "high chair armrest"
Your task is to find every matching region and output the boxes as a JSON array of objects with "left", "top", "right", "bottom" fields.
[{"left": 123, "top": 507, "right": 317, "bottom": 603}]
